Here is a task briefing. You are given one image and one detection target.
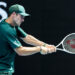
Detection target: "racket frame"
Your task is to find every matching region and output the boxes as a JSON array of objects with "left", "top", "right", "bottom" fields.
[{"left": 56, "top": 33, "right": 75, "bottom": 54}]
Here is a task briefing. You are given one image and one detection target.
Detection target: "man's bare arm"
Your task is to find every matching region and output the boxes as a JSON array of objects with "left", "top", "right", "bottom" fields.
[
  {"left": 14, "top": 46, "right": 40, "bottom": 56},
  {"left": 14, "top": 46, "right": 50, "bottom": 56},
  {"left": 20, "top": 34, "right": 56, "bottom": 53},
  {"left": 21, "top": 34, "right": 45, "bottom": 46}
]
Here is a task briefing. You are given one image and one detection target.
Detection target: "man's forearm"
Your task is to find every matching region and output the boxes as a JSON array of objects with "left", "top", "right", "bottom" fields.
[
  {"left": 21, "top": 34, "right": 45, "bottom": 46},
  {"left": 15, "top": 46, "right": 41, "bottom": 56}
]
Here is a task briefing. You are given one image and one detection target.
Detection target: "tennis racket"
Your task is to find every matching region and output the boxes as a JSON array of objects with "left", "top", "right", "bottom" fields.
[{"left": 56, "top": 33, "right": 75, "bottom": 54}]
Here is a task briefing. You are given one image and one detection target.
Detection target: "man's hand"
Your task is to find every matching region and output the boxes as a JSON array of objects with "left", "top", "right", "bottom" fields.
[
  {"left": 40, "top": 45, "right": 56, "bottom": 55},
  {"left": 40, "top": 46, "right": 48, "bottom": 55},
  {"left": 45, "top": 44, "right": 56, "bottom": 53},
  {"left": 41, "top": 44, "right": 56, "bottom": 54}
]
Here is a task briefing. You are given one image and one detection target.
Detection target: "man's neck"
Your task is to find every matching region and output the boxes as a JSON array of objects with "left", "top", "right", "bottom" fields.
[{"left": 5, "top": 17, "right": 15, "bottom": 27}]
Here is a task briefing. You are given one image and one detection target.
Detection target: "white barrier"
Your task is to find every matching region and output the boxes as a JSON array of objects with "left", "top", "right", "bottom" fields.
[{"left": 0, "top": 2, "right": 8, "bottom": 22}]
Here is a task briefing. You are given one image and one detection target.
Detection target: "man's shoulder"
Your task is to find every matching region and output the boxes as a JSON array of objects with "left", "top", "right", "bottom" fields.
[
  {"left": 0, "top": 20, "right": 11, "bottom": 33},
  {"left": 0, "top": 19, "right": 10, "bottom": 28},
  {"left": 0, "top": 20, "right": 8, "bottom": 27},
  {"left": 0, "top": 20, "right": 5, "bottom": 25}
]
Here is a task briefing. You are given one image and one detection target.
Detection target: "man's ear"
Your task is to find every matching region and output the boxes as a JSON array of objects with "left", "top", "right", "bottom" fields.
[
  {"left": 11, "top": 12, "right": 17, "bottom": 18},
  {"left": 12, "top": 12, "right": 16, "bottom": 16}
]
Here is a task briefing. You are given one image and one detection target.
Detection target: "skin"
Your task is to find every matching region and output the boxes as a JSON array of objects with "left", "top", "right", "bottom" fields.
[
  {"left": 6, "top": 12, "right": 25, "bottom": 26},
  {"left": 5, "top": 12, "right": 56, "bottom": 56}
]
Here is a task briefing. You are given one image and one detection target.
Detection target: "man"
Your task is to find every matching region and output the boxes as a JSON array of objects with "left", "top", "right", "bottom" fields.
[{"left": 0, "top": 4, "right": 56, "bottom": 75}]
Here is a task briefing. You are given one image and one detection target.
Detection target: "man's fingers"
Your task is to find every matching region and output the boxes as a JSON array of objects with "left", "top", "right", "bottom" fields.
[{"left": 48, "top": 46, "right": 56, "bottom": 53}]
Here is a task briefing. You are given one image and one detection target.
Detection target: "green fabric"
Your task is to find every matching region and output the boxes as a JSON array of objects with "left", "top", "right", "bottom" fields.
[
  {"left": 16, "top": 26, "right": 27, "bottom": 38},
  {"left": 9, "top": 4, "right": 29, "bottom": 16},
  {"left": 0, "top": 20, "right": 27, "bottom": 73},
  {"left": 0, "top": 72, "right": 12, "bottom": 75}
]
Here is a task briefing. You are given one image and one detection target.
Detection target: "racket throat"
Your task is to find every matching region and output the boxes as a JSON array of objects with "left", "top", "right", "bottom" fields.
[{"left": 56, "top": 48, "right": 64, "bottom": 51}]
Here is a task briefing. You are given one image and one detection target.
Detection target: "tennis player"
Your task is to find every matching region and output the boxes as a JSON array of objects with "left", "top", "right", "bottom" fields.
[{"left": 0, "top": 4, "right": 56, "bottom": 75}]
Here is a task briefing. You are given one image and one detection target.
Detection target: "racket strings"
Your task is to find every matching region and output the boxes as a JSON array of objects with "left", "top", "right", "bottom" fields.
[
  {"left": 56, "top": 33, "right": 75, "bottom": 54},
  {"left": 63, "top": 35, "right": 75, "bottom": 53}
]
